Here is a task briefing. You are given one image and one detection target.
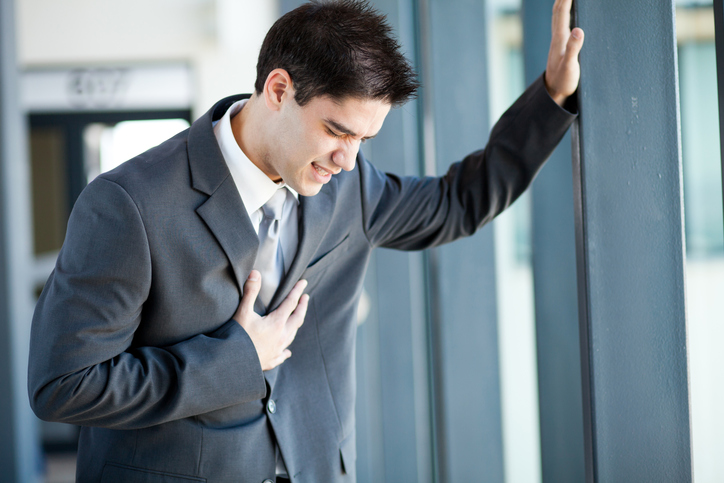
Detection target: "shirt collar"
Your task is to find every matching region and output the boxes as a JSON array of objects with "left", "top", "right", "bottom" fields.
[{"left": 213, "top": 98, "right": 299, "bottom": 217}]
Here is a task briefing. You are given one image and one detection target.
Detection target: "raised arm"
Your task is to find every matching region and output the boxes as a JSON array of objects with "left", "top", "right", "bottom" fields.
[{"left": 362, "top": 0, "right": 584, "bottom": 250}]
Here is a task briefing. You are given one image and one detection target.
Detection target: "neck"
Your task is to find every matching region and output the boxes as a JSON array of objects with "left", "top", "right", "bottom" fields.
[{"left": 232, "top": 94, "right": 281, "bottom": 182}]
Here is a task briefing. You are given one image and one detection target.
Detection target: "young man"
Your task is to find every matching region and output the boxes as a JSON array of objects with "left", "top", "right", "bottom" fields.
[{"left": 28, "top": 0, "right": 583, "bottom": 481}]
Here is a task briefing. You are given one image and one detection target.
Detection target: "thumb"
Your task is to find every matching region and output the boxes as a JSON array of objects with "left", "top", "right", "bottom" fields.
[
  {"left": 240, "top": 270, "right": 262, "bottom": 316},
  {"left": 564, "top": 28, "right": 584, "bottom": 63}
]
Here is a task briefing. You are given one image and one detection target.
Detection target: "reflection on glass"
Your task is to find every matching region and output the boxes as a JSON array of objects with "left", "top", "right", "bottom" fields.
[
  {"left": 676, "top": 3, "right": 724, "bottom": 482},
  {"left": 488, "top": 2, "right": 542, "bottom": 482},
  {"left": 84, "top": 119, "right": 190, "bottom": 182}
]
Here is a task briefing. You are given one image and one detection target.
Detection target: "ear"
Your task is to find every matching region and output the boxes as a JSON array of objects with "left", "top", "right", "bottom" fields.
[{"left": 263, "top": 68, "right": 295, "bottom": 111}]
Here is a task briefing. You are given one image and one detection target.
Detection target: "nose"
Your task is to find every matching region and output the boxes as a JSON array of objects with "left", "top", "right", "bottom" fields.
[{"left": 332, "top": 142, "right": 359, "bottom": 172}]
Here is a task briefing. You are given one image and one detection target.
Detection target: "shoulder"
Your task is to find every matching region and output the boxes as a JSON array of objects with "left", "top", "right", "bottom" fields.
[
  {"left": 97, "top": 93, "right": 251, "bottom": 200},
  {"left": 99, "top": 128, "right": 191, "bottom": 196}
]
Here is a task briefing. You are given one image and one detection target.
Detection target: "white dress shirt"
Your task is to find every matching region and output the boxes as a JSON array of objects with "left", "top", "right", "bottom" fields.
[{"left": 212, "top": 99, "right": 299, "bottom": 277}]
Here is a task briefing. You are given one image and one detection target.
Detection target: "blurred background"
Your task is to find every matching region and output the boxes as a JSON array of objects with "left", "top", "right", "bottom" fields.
[{"left": 0, "top": 0, "right": 721, "bottom": 482}]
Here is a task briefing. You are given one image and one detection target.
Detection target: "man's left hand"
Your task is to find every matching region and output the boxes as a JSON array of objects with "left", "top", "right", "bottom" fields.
[{"left": 545, "top": 0, "right": 585, "bottom": 106}]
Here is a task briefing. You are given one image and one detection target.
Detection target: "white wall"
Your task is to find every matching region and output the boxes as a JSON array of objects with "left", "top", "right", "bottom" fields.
[{"left": 16, "top": 0, "right": 277, "bottom": 116}]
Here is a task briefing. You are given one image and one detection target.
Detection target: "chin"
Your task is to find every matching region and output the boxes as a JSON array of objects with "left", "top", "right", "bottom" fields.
[
  {"left": 298, "top": 184, "right": 323, "bottom": 197},
  {"left": 284, "top": 177, "right": 322, "bottom": 197}
]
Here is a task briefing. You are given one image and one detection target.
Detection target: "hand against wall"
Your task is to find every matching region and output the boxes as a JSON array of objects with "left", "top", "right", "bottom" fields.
[{"left": 545, "top": 0, "right": 585, "bottom": 106}]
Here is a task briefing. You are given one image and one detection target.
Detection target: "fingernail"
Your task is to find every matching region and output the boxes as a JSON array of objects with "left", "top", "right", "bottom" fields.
[
  {"left": 248, "top": 270, "right": 259, "bottom": 281},
  {"left": 572, "top": 28, "right": 582, "bottom": 39}
]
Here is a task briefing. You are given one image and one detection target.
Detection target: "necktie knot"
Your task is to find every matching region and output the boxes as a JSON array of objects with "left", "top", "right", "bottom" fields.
[{"left": 262, "top": 189, "right": 287, "bottom": 221}]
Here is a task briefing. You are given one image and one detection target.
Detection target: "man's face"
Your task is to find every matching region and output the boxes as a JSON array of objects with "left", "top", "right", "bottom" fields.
[{"left": 263, "top": 94, "right": 391, "bottom": 197}]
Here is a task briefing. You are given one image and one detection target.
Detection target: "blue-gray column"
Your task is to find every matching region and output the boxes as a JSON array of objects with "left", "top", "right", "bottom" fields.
[
  {"left": 357, "top": 1, "right": 435, "bottom": 481},
  {"left": 0, "top": 0, "right": 41, "bottom": 481},
  {"left": 573, "top": 1, "right": 692, "bottom": 481},
  {"left": 714, "top": 0, "right": 724, "bottom": 222},
  {"left": 279, "top": 0, "right": 301, "bottom": 14},
  {"left": 424, "top": 0, "right": 503, "bottom": 481},
  {"left": 522, "top": 1, "right": 585, "bottom": 482}
]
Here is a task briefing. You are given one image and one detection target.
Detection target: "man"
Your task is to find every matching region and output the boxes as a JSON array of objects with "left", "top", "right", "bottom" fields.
[{"left": 28, "top": 0, "right": 583, "bottom": 481}]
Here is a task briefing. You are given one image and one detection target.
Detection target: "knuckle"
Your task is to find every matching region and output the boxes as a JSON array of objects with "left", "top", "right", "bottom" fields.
[{"left": 274, "top": 316, "right": 288, "bottom": 329}]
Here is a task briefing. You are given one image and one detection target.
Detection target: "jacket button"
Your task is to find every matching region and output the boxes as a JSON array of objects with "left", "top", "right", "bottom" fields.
[
  {"left": 262, "top": 480, "right": 274, "bottom": 483},
  {"left": 267, "top": 399, "right": 277, "bottom": 414}
]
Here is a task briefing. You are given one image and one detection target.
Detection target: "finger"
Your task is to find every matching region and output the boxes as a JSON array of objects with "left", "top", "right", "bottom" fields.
[
  {"left": 551, "top": 0, "right": 573, "bottom": 49},
  {"left": 287, "top": 294, "right": 309, "bottom": 331},
  {"left": 276, "top": 279, "right": 308, "bottom": 317},
  {"left": 269, "top": 350, "right": 292, "bottom": 370},
  {"left": 284, "top": 330, "right": 297, "bottom": 350},
  {"left": 282, "top": 295, "right": 308, "bottom": 348},
  {"left": 564, "top": 27, "right": 585, "bottom": 63},
  {"left": 239, "top": 270, "right": 262, "bottom": 317}
]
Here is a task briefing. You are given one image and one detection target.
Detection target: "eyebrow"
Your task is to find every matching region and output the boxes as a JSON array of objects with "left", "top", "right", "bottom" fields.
[{"left": 324, "top": 118, "right": 378, "bottom": 141}]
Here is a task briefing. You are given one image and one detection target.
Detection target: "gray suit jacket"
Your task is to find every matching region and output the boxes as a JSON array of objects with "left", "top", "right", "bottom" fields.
[{"left": 28, "top": 75, "right": 575, "bottom": 483}]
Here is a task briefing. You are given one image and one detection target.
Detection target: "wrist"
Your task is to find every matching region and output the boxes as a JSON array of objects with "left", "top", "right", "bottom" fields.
[{"left": 544, "top": 72, "right": 567, "bottom": 106}]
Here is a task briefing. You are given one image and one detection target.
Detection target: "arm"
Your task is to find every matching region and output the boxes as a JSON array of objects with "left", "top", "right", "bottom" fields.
[
  {"left": 362, "top": 75, "right": 576, "bottom": 250},
  {"left": 362, "top": 0, "right": 583, "bottom": 249},
  {"left": 28, "top": 177, "right": 267, "bottom": 430}
]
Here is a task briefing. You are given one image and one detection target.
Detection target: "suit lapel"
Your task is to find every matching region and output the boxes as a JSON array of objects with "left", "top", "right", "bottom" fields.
[
  {"left": 196, "top": 177, "right": 259, "bottom": 292},
  {"left": 267, "top": 179, "right": 337, "bottom": 311},
  {"left": 189, "top": 94, "right": 258, "bottom": 291}
]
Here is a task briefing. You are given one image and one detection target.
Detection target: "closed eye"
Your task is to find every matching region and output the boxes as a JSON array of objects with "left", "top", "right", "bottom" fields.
[
  {"left": 326, "top": 128, "right": 342, "bottom": 139},
  {"left": 326, "top": 123, "right": 374, "bottom": 143}
]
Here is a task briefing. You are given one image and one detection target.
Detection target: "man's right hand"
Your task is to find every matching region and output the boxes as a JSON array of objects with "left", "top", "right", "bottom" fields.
[{"left": 234, "top": 270, "right": 309, "bottom": 371}]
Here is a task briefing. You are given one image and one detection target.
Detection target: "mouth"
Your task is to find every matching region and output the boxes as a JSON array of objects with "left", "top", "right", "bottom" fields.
[{"left": 311, "top": 162, "right": 339, "bottom": 181}]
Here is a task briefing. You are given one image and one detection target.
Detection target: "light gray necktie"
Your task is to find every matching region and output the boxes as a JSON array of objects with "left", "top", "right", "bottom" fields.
[{"left": 254, "top": 188, "right": 287, "bottom": 314}]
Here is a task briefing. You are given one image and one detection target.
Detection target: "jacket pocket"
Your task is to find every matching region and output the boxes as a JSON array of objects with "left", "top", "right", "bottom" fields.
[
  {"left": 101, "top": 463, "right": 206, "bottom": 483},
  {"left": 302, "top": 233, "right": 351, "bottom": 281}
]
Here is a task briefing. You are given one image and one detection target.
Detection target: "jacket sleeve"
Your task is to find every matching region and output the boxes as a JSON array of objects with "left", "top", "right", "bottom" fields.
[
  {"left": 360, "top": 74, "right": 577, "bottom": 250},
  {"left": 27, "top": 176, "right": 266, "bottom": 430}
]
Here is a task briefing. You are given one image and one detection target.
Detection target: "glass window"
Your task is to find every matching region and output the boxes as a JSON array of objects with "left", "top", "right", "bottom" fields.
[
  {"left": 84, "top": 118, "right": 190, "bottom": 180},
  {"left": 676, "top": 2, "right": 724, "bottom": 482},
  {"left": 488, "top": 2, "right": 542, "bottom": 482}
]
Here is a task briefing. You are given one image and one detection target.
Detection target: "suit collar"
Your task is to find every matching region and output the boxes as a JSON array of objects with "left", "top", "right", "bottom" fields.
[{"left": 188, "top": 94, "right": 251, "bottom": 196}]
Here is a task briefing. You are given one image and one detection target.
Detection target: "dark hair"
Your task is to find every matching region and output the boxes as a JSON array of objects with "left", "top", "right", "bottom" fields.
[{"left": 255, "top": 0, "right": 419, "bottom": 107}]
